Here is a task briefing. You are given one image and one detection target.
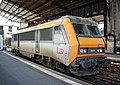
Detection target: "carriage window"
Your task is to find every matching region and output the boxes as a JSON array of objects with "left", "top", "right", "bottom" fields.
[
  {"left": 40, "top": 28, "right": 52, "bottom": 41},
  {"left": 20, "top": 31, "right": 35, "bottom": 41}
]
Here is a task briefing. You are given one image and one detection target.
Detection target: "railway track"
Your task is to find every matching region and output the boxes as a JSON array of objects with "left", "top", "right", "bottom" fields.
[
  {"left": 80, "top": 76, "right": 119, "bottom": 85},
  {"left": 94, "top": 74, "right": 120, "bottom": 85},
  {"left": 79, "top": 64, "right": 120, "bottom": 85},
  {"left": 78, "top": 73, "right": 120, "bottom": 85},
  {"left": 102, "top": 64, "right": 120, "bottom": 73}
]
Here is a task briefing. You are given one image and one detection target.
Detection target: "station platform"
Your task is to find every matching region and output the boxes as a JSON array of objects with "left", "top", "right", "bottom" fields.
[
  {"left": 0, "top": 51, "right": 90, "bottom": 85},
  {"left": 106, "top": 53, "right": 120, "bottom": 62}
]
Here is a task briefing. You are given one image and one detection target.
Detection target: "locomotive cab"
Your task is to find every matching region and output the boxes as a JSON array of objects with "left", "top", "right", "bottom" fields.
[{"left": 61, "top": 16, "right": 110, "bottom": 76}]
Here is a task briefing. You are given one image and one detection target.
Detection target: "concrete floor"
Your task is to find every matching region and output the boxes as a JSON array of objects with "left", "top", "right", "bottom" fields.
[{"left": 0, "top": 51, "right": 70, "bottom": 85}]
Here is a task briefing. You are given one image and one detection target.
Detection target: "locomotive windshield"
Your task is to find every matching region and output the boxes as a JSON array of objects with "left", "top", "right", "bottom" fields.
[
  {"left": 73, "top": 23, "right": 102, "bottom": 37},
  {"left": 87, "top": 25, "right": 101, "bottom": 37},
  {"left": 73, "top": 23, "right": 89, "bottom": 37},
  {"left": 70, "top": 16, "right": 102, "bottom": 37}
]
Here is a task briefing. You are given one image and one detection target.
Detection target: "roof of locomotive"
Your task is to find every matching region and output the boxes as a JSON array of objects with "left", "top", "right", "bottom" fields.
[
  {"left": 13, "top": 19, "right": 63, "bottom": 34},
  {"left": 60, "top": 15, "right": 97, "bottom": 25},
  {"left": 13, "top": 15, "right": 97, "bottom": 34}
]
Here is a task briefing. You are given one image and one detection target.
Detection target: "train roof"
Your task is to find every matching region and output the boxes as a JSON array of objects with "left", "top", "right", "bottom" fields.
[
  {"left": 13, "top": 19, "right": 63, "bottom": 34},
  {"left": 60, "top": 15, "right": 97, "bottom": 25},
  {"left": 13, "top": 15, "right": 97, "bottom": 34}
]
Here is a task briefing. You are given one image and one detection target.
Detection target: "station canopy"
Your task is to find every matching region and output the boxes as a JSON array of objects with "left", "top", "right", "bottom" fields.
[{"left": 0, "top": 0, "right": 104, "bottom": 23}]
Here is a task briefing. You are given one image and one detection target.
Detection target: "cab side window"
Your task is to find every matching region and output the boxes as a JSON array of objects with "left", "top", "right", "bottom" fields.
[{"left": 54, "top": 26, "right": 65, "bottom": 44}]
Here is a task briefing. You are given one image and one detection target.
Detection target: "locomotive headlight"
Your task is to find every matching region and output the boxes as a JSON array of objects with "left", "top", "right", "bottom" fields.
[
  {"left": 79, "top": 49, "right": 84, "bottom": 53},
  {"left": 97, "top": 48, "right": 103, "bottom": 53},
  {"left": 79, "top": 48, "right": 87, "bottom": 54},
  {"left": 99, "top": 49, "right": 103, "bottom": 52},
  {"left": 97, "top": 49, "right": 100, "bottom": 52},
  {"left": 83, "top": 49, "right": 87, "bottom": 53}
]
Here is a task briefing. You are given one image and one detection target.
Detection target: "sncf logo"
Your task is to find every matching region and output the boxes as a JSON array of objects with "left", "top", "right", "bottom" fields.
[{"left": 57, "top": 47, "right": 64, "bottom": 54}]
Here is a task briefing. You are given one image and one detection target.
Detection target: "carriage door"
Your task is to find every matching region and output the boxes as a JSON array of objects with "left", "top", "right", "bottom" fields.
[
  {"left": 35, "top": 30, "right": 40, "bottom": 53},
  {"left": 53, "top": 25, "right": 69, "bottom": 64}
]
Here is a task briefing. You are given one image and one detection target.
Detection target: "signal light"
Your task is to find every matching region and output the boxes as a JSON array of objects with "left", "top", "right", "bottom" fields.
[{"left": 98, "top": 44, "right": 103, "bottom": 48}]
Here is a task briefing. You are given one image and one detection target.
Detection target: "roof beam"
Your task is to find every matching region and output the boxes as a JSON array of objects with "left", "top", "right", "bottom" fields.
[
  {"left": 45, "top": 10, "right": 65, "bottom": 19},
  {"left": 6, "top": 5, "right": 21, "bottom": 19},
  {"left": 13, "top": 13, "right": 40, "bottom": 22},
  {"left": 16, "top": 0, "right": 40, "bottom": 17},
  {"left": 51, "top": 1, "right": 68, "bottom": 10},
  {"left": 5, "top": 0, "right": 26, "bottom": 19},
  {"left": 36, "top": 1, "right": 68, "bottom": 15},
  {"left": 17, "top": 0, "right": 53, "bottom": 20},
  {"left": 7, "top": 0, "right": 40, "bottom": 20},
  {"left": 46, "top": 0, "right": 99, "bottom": 19},
  {"left": 15, "top": 0, "right": 55, "bottom": 21},
  {"left": 29, "top": 0, "right": 51, "bottom": 12},
  {"left": 25, "top": 15, "right": 38, "bottom": 22},
  {"left": 34, "top": 0, "right": 54, "bottom": 12},
  {"left": 0, "top": 8, "right": 28, "bottom": 22},
  {"left": 40, "top": 7, "right": 58, "bottom": 15},
  {"left": 22, "top": 13, "right": 37, "bottom": 20},
  {"left": 25, "top": 0, "right": 69, "bottom": 21}
]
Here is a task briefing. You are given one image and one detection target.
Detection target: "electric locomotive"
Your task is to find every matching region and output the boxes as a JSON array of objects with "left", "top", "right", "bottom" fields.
[{"left": 11, "top": 15, "right": 110, "bottom": 76}]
